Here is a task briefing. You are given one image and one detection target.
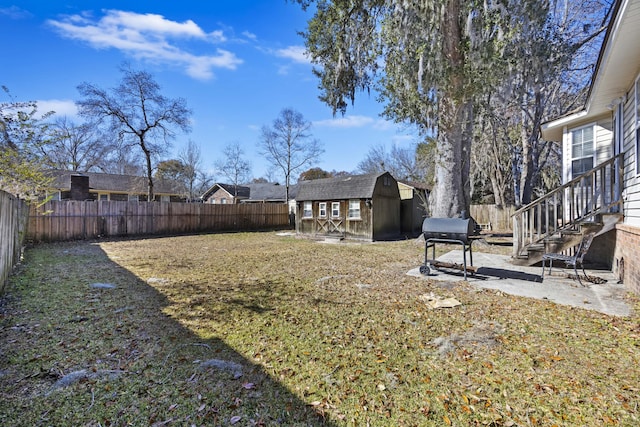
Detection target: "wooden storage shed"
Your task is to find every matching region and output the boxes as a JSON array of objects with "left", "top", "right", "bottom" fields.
[{"left": 295, "top": 172, "right": 401, "bottom": 241}]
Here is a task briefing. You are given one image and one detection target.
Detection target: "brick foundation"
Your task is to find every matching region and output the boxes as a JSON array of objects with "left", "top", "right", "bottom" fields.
[{"left": 615, "top": 224, "right": 640, "bottom": 294}]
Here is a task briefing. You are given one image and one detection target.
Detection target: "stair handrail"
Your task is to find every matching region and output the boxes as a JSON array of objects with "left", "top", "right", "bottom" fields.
[{"left": 512, "top": 152, "right": 624, "bottom": 257}]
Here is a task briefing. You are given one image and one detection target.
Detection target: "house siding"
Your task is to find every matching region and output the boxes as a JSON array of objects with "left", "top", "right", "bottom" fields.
[
  {"left": 612, "top": 74, "right": 640, "bottom": 293},
  {"left": 562, "top": 119, "right": 613, "bottom": 182},
  {"left": 621, "top": 82, "right": 640, "bottom": 227}
]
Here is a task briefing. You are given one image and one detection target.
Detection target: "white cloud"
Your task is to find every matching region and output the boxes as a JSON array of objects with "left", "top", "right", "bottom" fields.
[
  {"left": 314, "top": 115, "right": 375, "bottom": 128},
  {"left": 0, "top": 6, "right": 31, "bottom": 19},
  {"left": 36, "top": 99, "right": 79, "bottom": 119},
  {"left": 47, "top": 10, "right": 241, "bottom": 80},
  {"left": 275, "top": 45, "right": 310, "bottom": 64},
  {"left": 242, "top": 31, "right": 257, "bottom": 41}
]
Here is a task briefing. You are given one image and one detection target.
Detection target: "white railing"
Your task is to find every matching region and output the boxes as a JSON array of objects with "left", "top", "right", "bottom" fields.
[{"left": 512, "top": 153, "right": 624, "bottom": 257}]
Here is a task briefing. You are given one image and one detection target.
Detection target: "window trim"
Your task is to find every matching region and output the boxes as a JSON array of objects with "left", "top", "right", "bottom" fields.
[
  {"left": 570, "top": 123, "right": 596, "bottom": 178},
  {"left": 302, "top": 201, "right": 313, "bottom": 218},
  {"left": 318, "top": 202, "right": 327, "bottom": 218},
  {"left": 331, "top": 201, "right": 340, "bottom": 218},
  {"left": 348, "top": 199, "right": 361, "bottom": 220}
]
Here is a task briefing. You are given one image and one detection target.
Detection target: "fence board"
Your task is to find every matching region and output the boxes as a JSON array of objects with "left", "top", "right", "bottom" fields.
[
  {"left": 0, "top": 191, "right": 29, "bottom": 293},
  {"left": 470, "top": 204, "right": 515, "bottom": 231},
  {"left": 27, "top": 201, "right": 291, "bottom": 243}
]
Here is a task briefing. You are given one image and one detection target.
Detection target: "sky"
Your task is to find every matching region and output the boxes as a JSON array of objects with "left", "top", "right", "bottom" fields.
[{"left": 1, "top": 1, "right": 417, "bottom": 182}]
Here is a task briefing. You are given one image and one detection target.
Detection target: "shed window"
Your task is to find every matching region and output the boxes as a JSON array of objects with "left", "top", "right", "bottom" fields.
[
  {"left": 319, "top": 202, "right": 327, "bottom": 218},
  {"left": 348, "top": 200, "right": 361, "bottom": 219},
  {"left": 303, "top": 201, "right": 313, "bottom": 218},
  {"left": 571, "top": 125, "right": 594, "bottom": 177},
  {"left": 331, "top": 202, "right": 340, "bottom": 218}
]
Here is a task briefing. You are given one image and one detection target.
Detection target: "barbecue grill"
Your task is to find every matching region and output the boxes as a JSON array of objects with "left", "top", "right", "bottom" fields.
[{"left": 420, "top": 216, "right": 480, "bottom": 279}]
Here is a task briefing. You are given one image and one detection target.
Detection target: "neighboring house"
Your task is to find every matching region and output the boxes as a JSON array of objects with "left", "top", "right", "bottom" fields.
[
  {"left": 243, "top": 182, "right": 298, "bottom": 215},
  {"left": 46, "top": 170, "right": 186, "bottom": 202},
  {"left": 201, "top": 183, "right": 250, "bottom": 204},
  {"left": 536, "top": 0, "right": 640, "bottom": 292},
  {"left": 295, "top": 172, "right": 401, "bottom": 241},
  {"left": 398, "top": 180, "right": 430, "bottom": 236}
]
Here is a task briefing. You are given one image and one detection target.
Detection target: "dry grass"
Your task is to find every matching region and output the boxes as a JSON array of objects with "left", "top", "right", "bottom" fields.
[{"left": 1, "top": 232, "right": 639, "bottom": 426}]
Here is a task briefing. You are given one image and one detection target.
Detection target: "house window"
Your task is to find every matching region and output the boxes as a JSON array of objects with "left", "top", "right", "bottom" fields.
[
  {"left": 348, "top": 200, "right": 361, "bottom": 219},
  {"left": 319, "top": 202, "right": 327, "bottom": 218},
  {"left": 98, "top": 194, "right": 109, "bottom": 201},
  {"left": 221, "top": 198, "right": 227, "bottom": 204},
  {"left": 331, "top": 202, "right": 340, "bottom": 218},
  {"left": 303, "top": 201, "right": 313, "bottom": 218},
  {"left": 128, "top": 194, "right": 139, "bottom": 202},
  {"left": 160, "top": 195, "right": 170, "bottom": 203},
  {"left": 571, "top": 125, "right": 594, "bottom": 177}
]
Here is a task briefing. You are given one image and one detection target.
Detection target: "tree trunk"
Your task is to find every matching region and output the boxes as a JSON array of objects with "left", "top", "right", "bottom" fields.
[
  {"left": 430, "top": 101, "right": 473, "bottom": 217},
  {"left": 140, "top": 137, "right": 154, "bottom": 201},
  {"left": 428, "top": 0, "right": 472, "bottom": 218}
]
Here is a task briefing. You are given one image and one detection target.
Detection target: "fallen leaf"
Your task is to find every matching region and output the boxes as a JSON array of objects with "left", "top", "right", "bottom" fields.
[
  {"left": 242, "top": 382, "right": 255, "bottom": 389},
  {"left": 230, "top": 415, "right": 242, "bottom": 424}
]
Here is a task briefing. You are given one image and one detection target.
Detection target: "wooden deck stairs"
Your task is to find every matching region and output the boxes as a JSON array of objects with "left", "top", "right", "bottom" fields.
[{"left": 512, "top": 154, "right": 624, "bottom": 267}]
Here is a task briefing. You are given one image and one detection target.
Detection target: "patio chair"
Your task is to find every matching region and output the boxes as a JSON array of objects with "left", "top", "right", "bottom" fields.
[{"left": 541, "top": 232, "right": 595, "bottom": 286}]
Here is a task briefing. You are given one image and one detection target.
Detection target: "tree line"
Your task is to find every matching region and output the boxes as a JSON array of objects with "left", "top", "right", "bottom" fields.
[
  {"left": 3, "top": 0, "right": 613, "bottom": 215},
  {"left": 1, "top": 66, "right": 324, "bottom": 203}
]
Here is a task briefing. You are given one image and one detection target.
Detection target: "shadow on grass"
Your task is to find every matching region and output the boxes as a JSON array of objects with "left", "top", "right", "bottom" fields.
[{"left": 0, "top": 241, "right": 335, "bottom": 426}]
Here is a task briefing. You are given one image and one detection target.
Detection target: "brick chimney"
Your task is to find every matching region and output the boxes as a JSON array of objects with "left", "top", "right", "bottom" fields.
[{"left": 70, "top": 174, "right": 89, "bottom": 200}]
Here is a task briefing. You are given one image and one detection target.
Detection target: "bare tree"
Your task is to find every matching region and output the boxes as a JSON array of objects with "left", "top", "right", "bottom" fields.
[
  {"left": 42, "top": 116, "right": 111, "bottom": 172},
  {"left": 76, "top": 64, "right": 191, "bottom": 200},
  {"left": 179, "top": 140, "right": 205, "bottom": 201},
  {"left": 357, "top": 143, "right": 428, "bottom": 182},
  {"left": 258, "top": 108, "right": 323, "bottom": 203},
  {"left": 214, "top": 141, "right": 252, "bottom": 201},
  {"left": 99, "top": 138, "right": 144, "bottom": 176}
]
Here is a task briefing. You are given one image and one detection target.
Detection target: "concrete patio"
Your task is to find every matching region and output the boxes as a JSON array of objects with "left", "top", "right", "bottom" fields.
[{"left": 407, "top": 250, "right": 631, "bottom": 317}]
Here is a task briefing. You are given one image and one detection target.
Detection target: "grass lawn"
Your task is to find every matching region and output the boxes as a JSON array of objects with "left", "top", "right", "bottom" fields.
[{"left": 1, "top": 232, "right": 639, "bottom": 426}]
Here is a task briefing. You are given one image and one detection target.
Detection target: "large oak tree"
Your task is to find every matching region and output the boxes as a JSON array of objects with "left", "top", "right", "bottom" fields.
[{"left": 298, "top": 0, "right": 608, "bottom": 215}]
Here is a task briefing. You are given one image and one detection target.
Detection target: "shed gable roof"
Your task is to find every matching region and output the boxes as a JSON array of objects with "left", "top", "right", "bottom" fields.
[{"left": 296, "top": 172, "right": 393, "bottom": 201}]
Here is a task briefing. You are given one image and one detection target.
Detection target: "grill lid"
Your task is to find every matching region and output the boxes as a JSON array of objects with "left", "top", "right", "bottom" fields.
[{"left": 422, "top": 217, "right": 478, "bottom": 243}]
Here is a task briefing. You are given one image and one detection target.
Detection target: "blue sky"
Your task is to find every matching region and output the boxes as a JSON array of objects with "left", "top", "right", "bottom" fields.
[{"left": 1, "top": 1, "right": 416, "bottom": 181}]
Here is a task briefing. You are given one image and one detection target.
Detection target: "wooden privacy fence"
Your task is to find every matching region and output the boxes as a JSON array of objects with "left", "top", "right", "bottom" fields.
[
  {"left": 470, "top": 204, "right": 515, "bottom": 231},
  {"left": 1, "top": 191, "right": 29, "bottom": 293},
  {"left": 28, "top": 201, "right": 292, "bottom": 243}
]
